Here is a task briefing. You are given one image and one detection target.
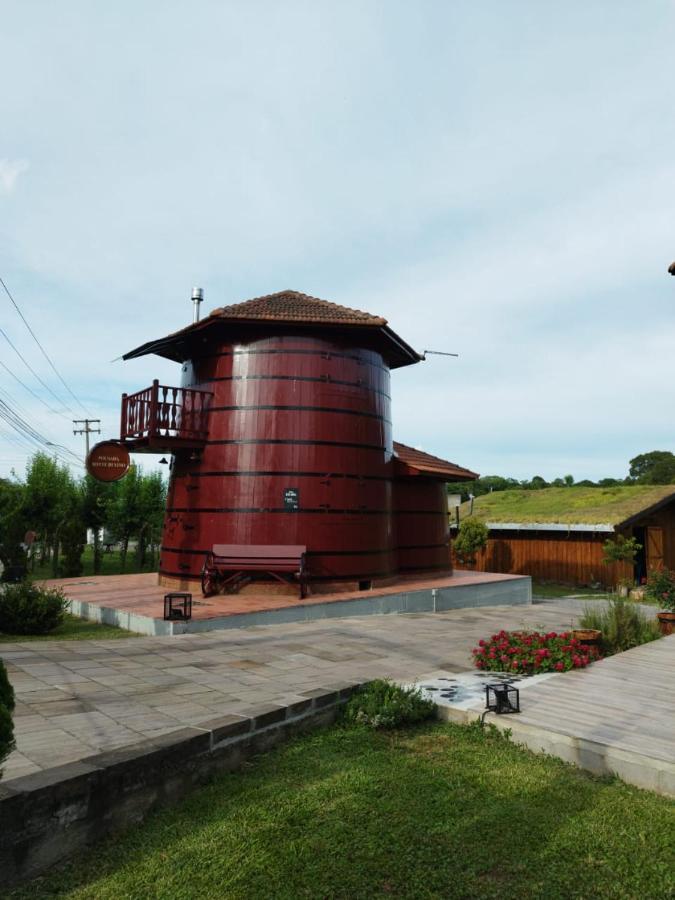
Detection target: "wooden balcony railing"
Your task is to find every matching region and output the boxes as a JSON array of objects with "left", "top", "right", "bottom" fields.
[{"left": 121, "top": 381, "right": 212, "bottom": 448}]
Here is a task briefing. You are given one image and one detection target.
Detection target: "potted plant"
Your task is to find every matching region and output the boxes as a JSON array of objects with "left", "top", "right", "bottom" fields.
[
  {"left": 571, "top": 626, "right": 602, "bottom": 648},
  {"left": 644, "top": 568, "right": 675, "bottom": 635}
]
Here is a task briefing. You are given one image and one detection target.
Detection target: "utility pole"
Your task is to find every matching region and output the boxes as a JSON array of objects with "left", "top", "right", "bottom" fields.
[{"left": 72, "top": 419, "right": 101, "bottom": 458}]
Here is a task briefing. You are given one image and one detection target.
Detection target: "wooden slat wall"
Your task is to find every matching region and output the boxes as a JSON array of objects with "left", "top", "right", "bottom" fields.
[{"left": 457, "top": 530, "right": 630, "bottom": 587}]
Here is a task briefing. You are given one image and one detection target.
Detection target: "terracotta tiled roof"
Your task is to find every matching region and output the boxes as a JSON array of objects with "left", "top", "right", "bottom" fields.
[
  {"left": 209, "top": 290, "right": 386, "bottom": 326},
  {"left": 393, "top": 442, "right": 478, "bottom": 481},
  {"left": 123, "top": 289, "right": 421, "bottom": 368}
]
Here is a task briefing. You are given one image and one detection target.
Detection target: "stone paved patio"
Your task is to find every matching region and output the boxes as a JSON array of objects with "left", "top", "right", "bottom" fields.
[{"left": 2, "top": 599, "right": 600, "bottom": 781}]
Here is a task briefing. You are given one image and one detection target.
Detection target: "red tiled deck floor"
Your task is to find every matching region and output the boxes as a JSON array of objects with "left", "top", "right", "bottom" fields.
[{"left": 42, "top": 570, "right": 524, "bottom": 623}]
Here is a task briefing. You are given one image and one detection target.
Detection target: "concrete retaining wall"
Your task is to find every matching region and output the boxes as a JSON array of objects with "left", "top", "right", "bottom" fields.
[
  {"left": 435, "top": 704, "right": 675, "bottom": 799},
  {"left": 0, "top": 685, "right": 356, "bottom": 887},
  {"left": 71, "top": 576, "right": 532, "bottom": 636}
]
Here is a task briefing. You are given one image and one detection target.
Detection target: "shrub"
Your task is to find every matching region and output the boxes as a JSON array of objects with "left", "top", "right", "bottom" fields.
[
  {"left": 0, "top": 660, "right": 15, "bottom": 778},
  {"left": 578, "top": 596, "right": 661, "bottom": 655},
  {"left": 342, "top": 680, "right": 435, "bottom": 729},
  {"left": 602, "top": 535, "right": 641, "bottom": 590},
  {"left": 453, "top": 519, "right": 489, "bottom": 567},
  {"left": 472, "top": 629, "right": 595, "bottom": 674},
  {"left": 602, "top": 535, "right": 641, "bottom": 567},
  {"left": 0, "top": 581, "right": 69, "bottom": 634},
  {"left": 644, "top": 568, "right": 675, "bottom": 612},
  {"left": 0, "top": 659, "right": 14, "bottom": 712}
]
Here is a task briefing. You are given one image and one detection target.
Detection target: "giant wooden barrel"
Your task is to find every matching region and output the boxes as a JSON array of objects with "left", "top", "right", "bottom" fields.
[
  {"left": 394, "top": 479, "right": 452, "bottom": 574},
  {"left": 159, "top": 332, "right": 396, "bottom": 589}
]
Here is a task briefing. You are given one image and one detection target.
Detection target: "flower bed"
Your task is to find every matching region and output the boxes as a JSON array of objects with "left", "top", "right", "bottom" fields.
[{"left": 471, "top": 629, "right": 598, "bottom": 675}]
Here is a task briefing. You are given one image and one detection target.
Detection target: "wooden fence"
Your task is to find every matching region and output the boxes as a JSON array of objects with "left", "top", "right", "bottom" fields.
[{"left": 459, "top": 531, "right": 631, "bottom": 587}]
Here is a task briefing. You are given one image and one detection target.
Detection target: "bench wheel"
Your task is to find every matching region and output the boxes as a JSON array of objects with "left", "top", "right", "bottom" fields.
[{"left": 201, "top": 559, "right": 220, "bottom": 597}]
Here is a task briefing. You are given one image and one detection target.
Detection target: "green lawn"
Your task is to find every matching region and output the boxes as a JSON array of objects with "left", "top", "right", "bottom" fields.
[
  {"left": 531, "top": 581, "right": 661, "bottom": 608},
  {"left": 9, "top": 722, "right": 674, "bottom": 900},
  {"left": 0, "top": 613, "right": 138, "bottom": 642},
  {"left": 30, "top": 546, "right": 158, "bottom": 581},
  {"left": 532, "top": 581, "right": 609, "bottom": 599}
]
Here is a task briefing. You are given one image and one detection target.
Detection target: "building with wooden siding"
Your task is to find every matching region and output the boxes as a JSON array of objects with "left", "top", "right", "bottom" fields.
[{"left": 453, "top": 486, "right": 675, "bottom": 586}]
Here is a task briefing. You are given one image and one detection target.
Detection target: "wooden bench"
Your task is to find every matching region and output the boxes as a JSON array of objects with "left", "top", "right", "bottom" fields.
[{"left": 201, "top": 544, "right": 308, "bottom": 599}]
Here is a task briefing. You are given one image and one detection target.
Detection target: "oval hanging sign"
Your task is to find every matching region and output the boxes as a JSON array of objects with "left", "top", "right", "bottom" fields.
[{"left": 86, "top": 442, "right": 131, "bottom": 482}]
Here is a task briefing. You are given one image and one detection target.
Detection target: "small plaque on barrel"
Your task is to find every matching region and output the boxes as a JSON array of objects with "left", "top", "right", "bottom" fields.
[
  {"left": 283, "top": 487, "right": 299, "bottom": 510},
  {"left": 86, "top": 442, "right": 131, "bottom": 482}
]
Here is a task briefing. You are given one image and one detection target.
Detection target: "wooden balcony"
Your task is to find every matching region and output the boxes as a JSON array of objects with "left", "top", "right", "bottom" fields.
[{"left": 120, "top": 380, "right": 212, "bottom": 452}]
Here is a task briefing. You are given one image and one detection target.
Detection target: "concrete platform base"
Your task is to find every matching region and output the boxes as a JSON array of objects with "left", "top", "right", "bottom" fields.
[{"left": 47, "top": 570, "right": 532, "bottom": 635}]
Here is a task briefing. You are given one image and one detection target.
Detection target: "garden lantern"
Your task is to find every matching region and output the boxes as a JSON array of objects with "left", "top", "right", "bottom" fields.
[
  {"left": 485, "top": 682, "right": 520, "bottom": 715},
  {"left": 163, "top": 592, "right": 192, "bottom": 621}
]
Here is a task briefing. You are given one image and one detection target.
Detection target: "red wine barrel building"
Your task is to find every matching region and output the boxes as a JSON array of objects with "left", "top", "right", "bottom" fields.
[{"left": 118, "top": 290, "right": 477, "bottom": 591}]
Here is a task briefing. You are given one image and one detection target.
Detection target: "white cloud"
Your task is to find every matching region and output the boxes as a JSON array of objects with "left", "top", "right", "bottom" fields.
[
  {"left": 1, "top": 4, "right": 675, "bottom": 479},
  {"left": 0, "top": 159, "right": 29, "bottom": 193}
]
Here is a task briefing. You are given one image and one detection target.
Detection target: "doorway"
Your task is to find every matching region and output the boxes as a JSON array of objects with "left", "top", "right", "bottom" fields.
[
  {"left": 632, "top": 526, "right": 647, "bottom": 584},
  {"left": 646, "top": 526, "right": 664, "bottom": 574}
]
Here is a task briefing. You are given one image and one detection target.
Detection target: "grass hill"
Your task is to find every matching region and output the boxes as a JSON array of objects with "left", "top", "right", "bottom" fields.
[{"left": 459, "top": 485, "right": 675, "bottom": 526}]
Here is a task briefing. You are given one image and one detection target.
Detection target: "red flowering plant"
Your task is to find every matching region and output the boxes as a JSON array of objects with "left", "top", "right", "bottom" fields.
[
  {"left": 471, "top": 629, "right": 598, "bottom": 675},
  {"left": 644, "top": 568, "right": 675, "bottom": 612}
]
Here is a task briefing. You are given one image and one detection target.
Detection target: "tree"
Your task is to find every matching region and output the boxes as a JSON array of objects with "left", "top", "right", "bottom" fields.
[
  {"left": 135, "top": 472, "right": 166, "bottom": 570},
  {"left": 453, "top": 519, "right": 489, "bottom": 568},
  {"left": 447, "top": 475, "right": 519, "bottom": 502},
  {"left": 57, "top": 489, "right": 86, "bottom": 577},
  {"left": 22, "top": 453, "right": 77, "bottom": 573},
  {"left": 602, "top": 535, "right": 641, "bottom": 590},
  {"left": 107, "top": 465, "right": 144, "bottom": 570},
  {"left": 81, "top": 476, "right": 115, "bottom": 574},
  {"left": 0, "top": 478, "right": 27, "bottom": 578},
  {"left": 628, "top": 451, "right": 675, "bottom": 484}
]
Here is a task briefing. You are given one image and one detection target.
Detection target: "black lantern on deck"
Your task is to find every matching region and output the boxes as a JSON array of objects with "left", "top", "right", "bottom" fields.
[
  {"left": 164, "top": 592, "right": 192, "bottom": 621},
  {"left": 485, "top": 682, "right": 520, "bottom": 715}
]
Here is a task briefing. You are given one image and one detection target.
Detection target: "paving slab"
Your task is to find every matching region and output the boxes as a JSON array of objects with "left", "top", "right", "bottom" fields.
[{"left": 1, "top": 599, "right": 672, "bottom": 798}]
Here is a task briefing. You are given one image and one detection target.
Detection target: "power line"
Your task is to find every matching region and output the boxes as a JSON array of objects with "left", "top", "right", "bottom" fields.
[
  {"left": 0, "top": 393, "right": 83, "bottom": 468},
  {"left": 0, "top": 377, "right": 83, "bottom": 465},
  {"left": 0, "top": 274, "right": 90, "bottom": 414},
  {"left": 0, "top": 358, "right": 70, "bottom": 419},
  {"left": 0, "top": 380, "right": 73, "bottom": 455},
  {"left": 0, "top": 421, "right": 36, "bottom": 453},
  {"left": 0, "top": 320, "right": 73, "bottom": 412}
]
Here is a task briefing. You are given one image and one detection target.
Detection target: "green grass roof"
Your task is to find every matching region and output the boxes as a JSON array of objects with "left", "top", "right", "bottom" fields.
[{"left": 459, "top": 485, "right": 675, "bottom": 527}]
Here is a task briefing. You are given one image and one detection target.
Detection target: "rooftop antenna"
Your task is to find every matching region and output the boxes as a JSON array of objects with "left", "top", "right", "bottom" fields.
[
  {"left": 421, "top": 349, "right": 459, "bottom": 359},
  {"left": 192, "top": 286, "right": 204, "bottom": 323}
]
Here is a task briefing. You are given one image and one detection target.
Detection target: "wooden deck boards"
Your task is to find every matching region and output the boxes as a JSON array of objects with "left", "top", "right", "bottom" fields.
[{"left": 512, "top": 636, "right": 675, "bottom": 767}]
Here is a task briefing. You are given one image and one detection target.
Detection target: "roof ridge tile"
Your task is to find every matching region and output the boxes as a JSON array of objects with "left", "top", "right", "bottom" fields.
[{"left": 209, "top": 289, "right": 387, "bottom": 326}]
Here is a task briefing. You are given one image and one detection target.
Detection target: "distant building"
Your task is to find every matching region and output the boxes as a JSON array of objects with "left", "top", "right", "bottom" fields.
[{"left": 453, "top": 486, "right": 675, "bottom": 586}]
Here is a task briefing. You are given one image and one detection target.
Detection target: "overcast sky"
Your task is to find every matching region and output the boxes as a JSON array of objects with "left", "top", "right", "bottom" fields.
[{"left": 1, "top": 2, "right": 675, "bottom": 482}]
